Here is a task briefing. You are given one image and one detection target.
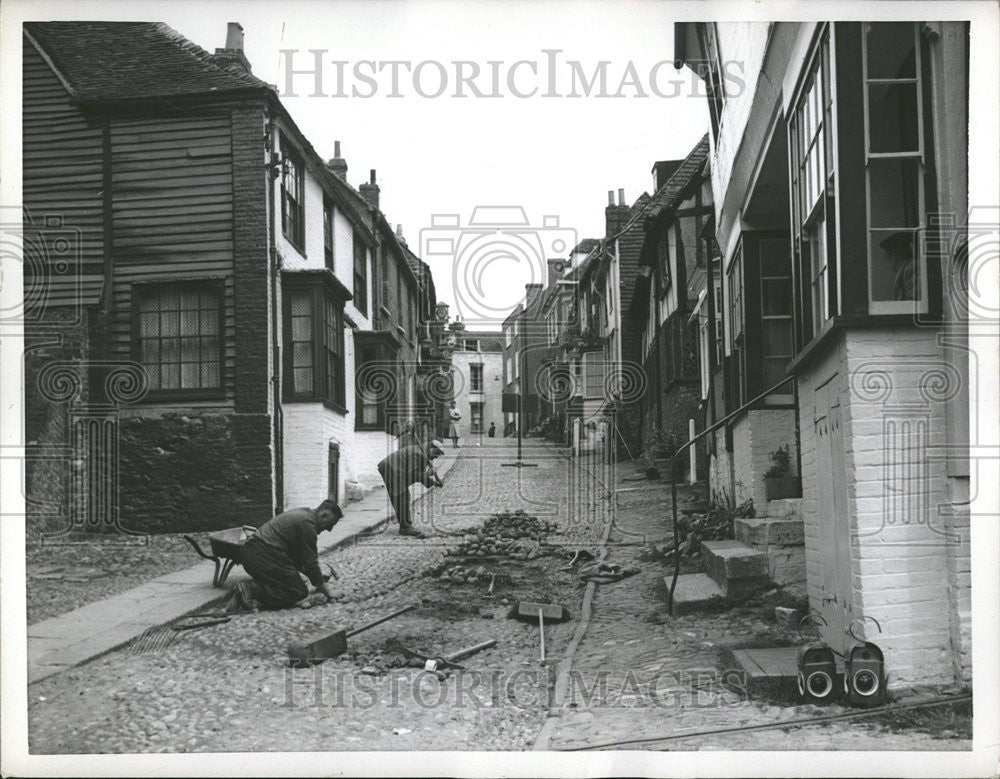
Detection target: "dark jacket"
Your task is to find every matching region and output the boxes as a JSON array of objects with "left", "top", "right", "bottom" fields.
[
  {"left": 378, "top": 444, "right": 435, "bottom": 495},
  {"left": 251, "top": 506, "right": 325, "bottom": 587}
]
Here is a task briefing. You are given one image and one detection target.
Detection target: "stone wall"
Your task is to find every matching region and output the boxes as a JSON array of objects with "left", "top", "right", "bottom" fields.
[{"left": 117, "top": 409, "right": 273, "bottom": 533}]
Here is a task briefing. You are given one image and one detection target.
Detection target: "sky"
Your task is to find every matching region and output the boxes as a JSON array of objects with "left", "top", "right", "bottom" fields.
[{"left": 19, "top": 0, "right": 711, "bottom": 328}]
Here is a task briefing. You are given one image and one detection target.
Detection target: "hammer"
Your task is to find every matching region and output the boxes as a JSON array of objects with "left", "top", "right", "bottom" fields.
[{"left": 423, "top": 638, "right": 498, "bottom": 671}]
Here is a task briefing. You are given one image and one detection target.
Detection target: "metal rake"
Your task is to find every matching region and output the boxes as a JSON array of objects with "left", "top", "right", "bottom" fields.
[{"left": 128, "top": 614, "right": 230, "bottom": 654}]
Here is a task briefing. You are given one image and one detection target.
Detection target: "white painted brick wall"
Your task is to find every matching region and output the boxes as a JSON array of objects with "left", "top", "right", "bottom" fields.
[
  {"left": 733, "top": 409, "right": 798, "bottom": 513},
  {"left": 282, "top": 403, "right": 349, "bottom": 509},
  {"left": 796, "top": 327, "right": 971, "bottom": 687}
]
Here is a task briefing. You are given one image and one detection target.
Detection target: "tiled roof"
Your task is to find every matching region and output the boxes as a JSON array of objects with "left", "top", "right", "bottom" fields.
[
  {"left": 631, "top": 134, "right": 710, "bottom": 228},
  {"left": 571, "top": 238, "right": 600, "bottom": 254},
  {"left": 25, "top": 22, "right": 271, "bottom": 102}
]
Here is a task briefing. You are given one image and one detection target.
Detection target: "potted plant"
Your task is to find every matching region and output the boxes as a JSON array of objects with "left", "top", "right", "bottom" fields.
[{"left": 764, "top": 445, "right": 801, "bottom": 500}]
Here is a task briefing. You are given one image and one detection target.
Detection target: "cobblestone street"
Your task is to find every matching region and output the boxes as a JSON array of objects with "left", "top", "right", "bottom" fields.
[
  {"left": 27, "top": 439, "right": 598, "bottom": 753},
  {"left": 25, "top": 438, "right": 970, "bottom": 754}
]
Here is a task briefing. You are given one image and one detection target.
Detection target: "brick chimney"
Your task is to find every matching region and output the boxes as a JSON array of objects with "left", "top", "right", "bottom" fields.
[
  {"left": 605, "top": 189, "right": 630, "bottom": 239},
  {"left": 212, "top": 22, "right": 252, "bottom": 74},
  {"left": 326, "top": 140, "right": 348, "bottom": 180},
  {"left": 359, "top": 168, "right": 380, "bottom": 211},
  {"left": 547, "top": 258, "right": 569, "bottom": 289}
]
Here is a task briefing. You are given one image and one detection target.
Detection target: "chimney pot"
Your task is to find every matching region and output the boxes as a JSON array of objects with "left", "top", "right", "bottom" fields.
[
  {"left": 396, "top": 224, "right": 403, "bottom": 237},
  {"left": 607, "top": 190, "right": 615, "bottom": 206},
  {"left": 225, "top": 22, "right": 244, "bottom": 51},
  {"left": 334, "top": 140, "right": 341, "bottom": 157},
  {"left": 618, "top": 188, "right": 625, "bottom": 206}
]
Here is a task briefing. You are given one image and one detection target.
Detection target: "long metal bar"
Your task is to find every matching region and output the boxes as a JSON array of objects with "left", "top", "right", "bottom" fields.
[
  {"left": 667, "top": 374, "right": 797, "bottom": 615},
  {"left": 345, "top": 604, "right": 416, "bottom": 638}
]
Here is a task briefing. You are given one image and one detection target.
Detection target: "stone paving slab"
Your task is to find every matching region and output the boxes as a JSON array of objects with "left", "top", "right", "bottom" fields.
[{"left": 26, "top": 451, "right": 459, "bottom": 684}]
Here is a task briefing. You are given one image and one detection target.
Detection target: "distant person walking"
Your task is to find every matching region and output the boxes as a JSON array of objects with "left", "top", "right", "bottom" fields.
[
  {"left": 377, "top": 440, "right": 446, "bottom": 538},
  {"left": 488, "top": 422, "right": 496, "bottom": 438},
  {"left": 448, "top": 401, "right": 462, "bottom": 448}
]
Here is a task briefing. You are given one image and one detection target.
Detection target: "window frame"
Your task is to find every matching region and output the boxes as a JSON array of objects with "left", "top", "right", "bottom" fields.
[
  {"left": 131, "top": 279, "right": 226, "bottom": 401},
  {"left": 280, "top": 140, "right": 305, "bottom": 251},
  {"left": 583, "top": 351, "right": 606, "bottom": 399},
  {"left": 470, "top": 363, "right": 484, "bottom": 393},
  {"left": 789, "top": 26, "right": 838, "bottom": 347},
  {"left": 323, "top": 197, "right": 335, "bottom": 272},
  {"left": 352, "top": 232, "right": 368, "bottom": 317},
  {"left": 861, "top": 22, "right": 929, "bottom": 314},
  {"left": 282, "top": 278, "right": 346, "bottom": 412}
]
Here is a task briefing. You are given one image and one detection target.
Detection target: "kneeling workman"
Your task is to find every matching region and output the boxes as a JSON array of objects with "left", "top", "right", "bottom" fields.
[
  {"left": 226, "top": 499, "right": 343, "bottom": 612},
  {"left": 377, "top": 439, "right": 445, "bottom": 538}
]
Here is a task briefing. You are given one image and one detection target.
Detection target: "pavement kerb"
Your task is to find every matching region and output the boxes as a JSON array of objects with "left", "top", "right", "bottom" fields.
[{"left": 26, "top": 448, "right": 462, "bottom": 685}]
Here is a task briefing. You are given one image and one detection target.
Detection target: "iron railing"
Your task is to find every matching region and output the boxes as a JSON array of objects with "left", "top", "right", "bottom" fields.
[{"left": 666, "top": 374, "right": 798, "bottom": 615}]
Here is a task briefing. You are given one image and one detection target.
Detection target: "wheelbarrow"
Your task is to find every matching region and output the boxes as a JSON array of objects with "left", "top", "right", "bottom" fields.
[{"left": 183, "top": 526, "right": 257, "bottom": 588}]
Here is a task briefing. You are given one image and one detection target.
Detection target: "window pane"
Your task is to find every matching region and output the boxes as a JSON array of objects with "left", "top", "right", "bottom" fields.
[
  {"left": 293, "top": 342, "right": 313, "bottom": 368},
  {"left": 868, "top": 158, "right": 921, "bottom": 228},
  {"left": 161, "top": 361, "right": 180, "bottom": 389},
  {"left": 760, "top": 239, "right": 791, "bottom": 276},
  {"left": 762, "top": 357, "right": 789, "bottom": 390},
  {"left": 762, "top": 278, "right": 793, "bottom": 317},
  {"left": 201, "top": 361, "right": 220, "bottom": 387},
  {"left": 181, "top": 362, "right": 200, "bottom": 389},
  {"left": 866, "top": 23, "right": 916, "bottom": 80},
  {"left": 762, "top": 319, "right": 793, "bottom": 357},
  {"left": 140, "top": 312, "right": 159, "bottom": 336},
  {"left": 200, "top": 310, "right": 218, "bottom": 335},
  {"left": 870, "top": 229, "right": 919, "bottom": 301},
  {"left": 294, "top": 367, "right": 313, "bottom": 394},
  {"left": 161, "top": 310, "right": 179, "bottom": 336},
  {"left": 868, "top": 83, "right": 919, "bottom": 153}
]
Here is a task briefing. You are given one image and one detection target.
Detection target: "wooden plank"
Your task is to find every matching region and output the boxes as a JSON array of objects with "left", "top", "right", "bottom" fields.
[
  {"left": 730, "top": 648, "right": 768, "bottom": 677},
  {"left": 745, "top": 646, "right": 798, "bottom": 677}
]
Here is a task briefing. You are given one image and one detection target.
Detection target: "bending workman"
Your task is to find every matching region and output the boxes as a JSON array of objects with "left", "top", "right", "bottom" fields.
[{"left": 225, "top": 499, "right": 342, "bottom": 612}]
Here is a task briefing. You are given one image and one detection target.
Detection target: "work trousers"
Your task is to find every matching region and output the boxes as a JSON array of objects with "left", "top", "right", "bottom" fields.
[
  {"left": 386, "top": 490, "right": 413, "bottom": 531},
  {"left": 241, "top": 538, "right": 309, "bottom": 609}
]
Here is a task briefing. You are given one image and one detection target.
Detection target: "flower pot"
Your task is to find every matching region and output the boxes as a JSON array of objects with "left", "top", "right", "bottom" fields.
[{"left": 765, "top": 475, "right": 802, "bottom": 500}]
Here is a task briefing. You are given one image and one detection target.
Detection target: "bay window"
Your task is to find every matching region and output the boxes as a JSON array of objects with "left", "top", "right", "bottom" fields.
[
  {"left": 283, "top": 276, "right": 346, "bottom": 410},
  {"left": 790, "top": 28, "right": 837, "bottom": 345},
  {"left": 864, "top": 22, "right": 927, "bottom": 312}
]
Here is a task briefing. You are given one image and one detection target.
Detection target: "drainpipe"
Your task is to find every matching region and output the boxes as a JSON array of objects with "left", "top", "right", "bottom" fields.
[
  {"left": 705, "top": 240, "right": 718, "bottom": 505},
  {"left": 267, "top": 115, "right": 283, "bottom": 513}
]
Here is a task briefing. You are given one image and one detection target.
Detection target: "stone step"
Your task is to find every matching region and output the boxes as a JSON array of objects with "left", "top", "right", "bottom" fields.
[
  {"left": 667, "top": 573, "right": 727, "bottom": 615},
  {"left": 734, "top": 517, "right": 805, "bottom": 549},
  {"left": 701, "top": 539, "right": 770, "bottom": 596},
  {"left": 763, "top": 498, "right": 802, "bottom": 521}
]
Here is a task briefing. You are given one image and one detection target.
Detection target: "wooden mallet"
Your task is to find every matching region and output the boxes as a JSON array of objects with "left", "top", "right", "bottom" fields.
[{"left": 287, "top": 604, "right": 415, "bottom": 667}]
